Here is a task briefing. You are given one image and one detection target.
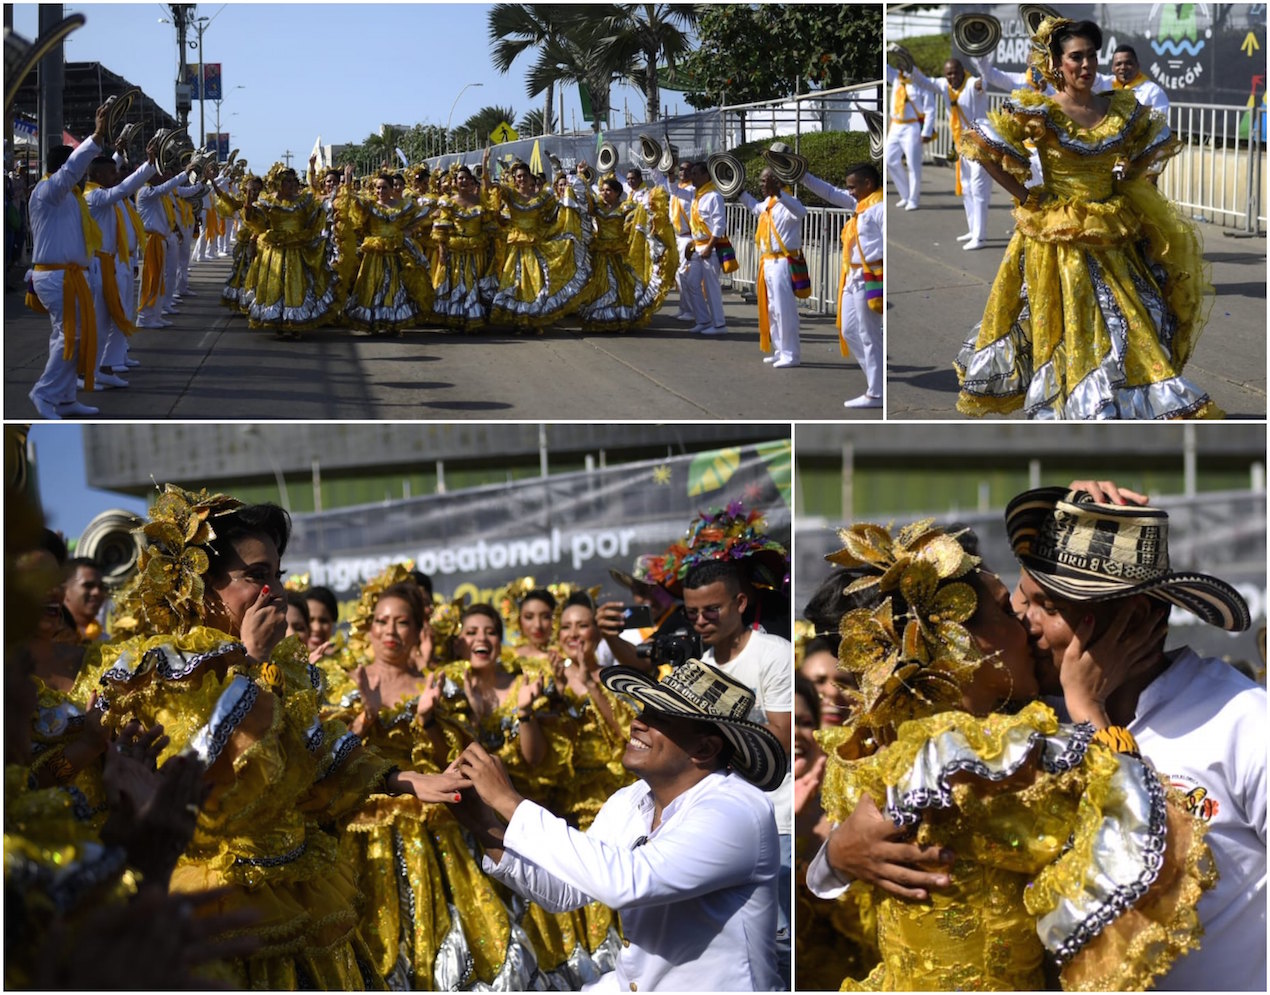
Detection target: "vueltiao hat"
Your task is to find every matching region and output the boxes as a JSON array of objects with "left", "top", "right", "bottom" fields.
[
  {"left": 608, "top": 553, "right": 663, "bottom": 594},
  {"left": 1005, "top": 487, "right": 1250, "bottom": 632},
  {"left": 601, "top": 659, "right": 787, "bottom": 791}
]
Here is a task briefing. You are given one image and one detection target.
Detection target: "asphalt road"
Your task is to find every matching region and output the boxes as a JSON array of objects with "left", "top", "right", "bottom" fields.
[
  {"left": 4, "top": 258, "right": 881, "bottom": 422},
  {"left": 885, "top": 161, "right": 1268, "bottom": 420}
]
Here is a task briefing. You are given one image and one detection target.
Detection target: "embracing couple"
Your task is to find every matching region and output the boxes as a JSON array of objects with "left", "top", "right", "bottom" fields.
[{"left": 804, "top": 481, "right": 1265, "bottom": 991}]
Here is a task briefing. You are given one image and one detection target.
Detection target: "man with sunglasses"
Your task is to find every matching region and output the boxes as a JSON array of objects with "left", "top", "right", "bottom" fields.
[{"left": 682, "top": 559, "right": 793, "bottom": 987}]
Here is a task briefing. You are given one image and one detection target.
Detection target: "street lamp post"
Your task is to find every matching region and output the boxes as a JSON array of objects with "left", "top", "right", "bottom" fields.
[
  {"left": 445, "top": 81, "right": 483, "bottom": 156},
  {"left": 213, "top": 84, "right": 245, "bottom": 157}
]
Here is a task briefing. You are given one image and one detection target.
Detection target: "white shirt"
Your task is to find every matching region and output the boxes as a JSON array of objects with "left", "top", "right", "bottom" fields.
[
  {"left": 1095, "top": 71, "right": 1170, "bottom": 115},
  {"left": 739, "top": 191, "right": 807, "bottom": 254},
  {"left": 703, "top": 629, "right": 793, "bottom": 835},
  {"left": 29, "top": 137, "right": 102, "bottom": 266},
  {"left": 485, "top": 771, "right": 780, "bottom": 991},
  {"left": 908, "top": 67, "right": 990, "bottom": 128},
  {"left": 802, "top": 172, "right": 883, "bottom": 294},
  {"left": 1129, "top": 647, "right": 1266, "bottom": 991},
  {"left": 887, "top": 65, "right": 937, "bottom": 137},
  {"left": 136, "top": 173, "right": 189, "bottom": 235},
  {"left": 85, "top": 162, "right": 155, "bottom": 257},
  {"left": 666, "top": 182, "right": 726, "bottom": 241}
]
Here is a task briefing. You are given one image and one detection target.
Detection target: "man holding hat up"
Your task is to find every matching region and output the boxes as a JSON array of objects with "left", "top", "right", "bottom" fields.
[{"left": 454, "top": 659, "right": 783, "bottom": 992}]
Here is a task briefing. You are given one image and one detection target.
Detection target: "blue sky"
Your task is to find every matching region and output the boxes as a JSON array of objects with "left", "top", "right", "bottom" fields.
[
  {"left": 13, "top": 2, "right": 679, "bottom": 169},
  {"left": 27, "top": 424, "right": 149, "bottom": 541}
]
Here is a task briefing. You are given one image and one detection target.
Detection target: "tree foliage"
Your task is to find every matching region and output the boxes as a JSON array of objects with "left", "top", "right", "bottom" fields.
[
  {"left": 677, "top": 5, "right": 882, "bottom": 109},
  {"left": 455, "top": 105, "right": 520, "bottom": 147}
]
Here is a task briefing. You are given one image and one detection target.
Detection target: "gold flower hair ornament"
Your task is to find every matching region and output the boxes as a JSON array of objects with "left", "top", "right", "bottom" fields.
[
  {"left": 283, "top": 571, "right": 311, "bottom": 593},
  {"left": 429, "top": 593, "right": 471, "bottom": 664},
  {"left": 827, "top": 520, "right": 986, "bottom": 735},
  {"left": 345, "top": 561, "right": 416, "bottom": 662},
  {"left": 1028, "top": 15, "right": 1076, "bottom": 92},
  {"left": 112, "top": 485, "right": 243, "bottom": 637}
]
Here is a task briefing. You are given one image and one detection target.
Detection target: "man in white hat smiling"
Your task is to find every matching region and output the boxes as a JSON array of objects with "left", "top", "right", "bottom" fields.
[{"left": 453, "top": 659, "right": 784, "bottom": 992}]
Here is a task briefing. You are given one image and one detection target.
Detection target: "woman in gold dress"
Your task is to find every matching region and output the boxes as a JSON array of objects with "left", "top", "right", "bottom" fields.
[
  {"left": 432, "top": 149, "right": 500, "bottom": 331},
  {"left": 338, "top": 166, "right": 434, "bottom": 335},
  {"left": 227, "top": 165, "right": 343, "bottom": 339},
  {"left": 811, "top": 520, "right": 1214, "bottom": 991},
  {"left": 488, "top": 159, "right": 593, "bottom": 331},
  {"left": 328, "top": 576, "right": 538, "bottom": 989},
  {"left": 212, "top": 172, "right": 265, "bottom": 313},
  {"left": 575, "top": 175, "right": 676, "bottom": 332},
  {"left": 955, "top": 17, "right": 1216, "bottom": 420},
  {"left": 71, "top": 489, "right": 464, "bottom": 989},
  {"left": 513, "top": 588, "right": 558, "bottom": 660}
]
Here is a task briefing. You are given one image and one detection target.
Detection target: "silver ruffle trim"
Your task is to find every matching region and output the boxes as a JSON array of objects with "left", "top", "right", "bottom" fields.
[{"left": 185, "top": 674, "right": 259, "bottom": 768}]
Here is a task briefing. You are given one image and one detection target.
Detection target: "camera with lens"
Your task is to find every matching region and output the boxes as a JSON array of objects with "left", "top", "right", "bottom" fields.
[{"left": 634, "top": 629, "right": 703, "bottom": 669}]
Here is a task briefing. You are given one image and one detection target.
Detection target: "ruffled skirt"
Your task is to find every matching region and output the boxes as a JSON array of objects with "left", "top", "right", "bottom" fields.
[{"left": 955, "top": 180, "right": 1219, "bottom": 420}]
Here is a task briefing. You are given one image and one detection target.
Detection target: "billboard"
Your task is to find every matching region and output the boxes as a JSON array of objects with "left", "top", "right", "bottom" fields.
[
  {"left": 953, "top": 4, "right": 1267, "bottom": 108},
  {"left": 206, "top": 132, "right": 230, "bottom": 160},
  {"left": 182, "top": 63, "right": 223, "bottom": 101},
  {"left": 284, "top": 441, "right": 792, "bottom": 615}
]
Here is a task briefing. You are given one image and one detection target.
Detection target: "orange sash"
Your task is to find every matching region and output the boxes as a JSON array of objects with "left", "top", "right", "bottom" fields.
[
  {"left": 139, "top": 231, "right": 167, "bottom": 310},
  {"left": 33, "top": 263, "right": 98, "bottom": 389}
]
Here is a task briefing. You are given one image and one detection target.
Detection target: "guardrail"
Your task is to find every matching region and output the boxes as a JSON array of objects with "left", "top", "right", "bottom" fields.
[
  {"left": 723, "top": 204, "right": 853, "bottom": 316},
  {"left": 914, "top": 91, "right": 1264, "bottom": 234}
]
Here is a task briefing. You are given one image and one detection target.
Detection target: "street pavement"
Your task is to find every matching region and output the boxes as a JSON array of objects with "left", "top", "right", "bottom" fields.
[
  {"left": 4, "top": 259, "right": 880, "bottom": 422},
  {"left": 886, "top": 162, "right": 1267, "bottom": 420}
]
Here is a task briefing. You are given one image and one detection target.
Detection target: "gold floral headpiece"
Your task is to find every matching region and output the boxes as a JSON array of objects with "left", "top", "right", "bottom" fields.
[
  {"left": 827, "top": 520, "right": 986, "bottom": 737},
  {"left": 1028, "top": 15, "right": 1075, "bottom": 91},
  {"left": 111, "top": 485, "right": 244, "bottom": 637},
  {"left": 345, "top": 561, "right": 417, "bottom": 662},
  {"left": 494, "top": 576, "right": 602, "bottom": 648}
]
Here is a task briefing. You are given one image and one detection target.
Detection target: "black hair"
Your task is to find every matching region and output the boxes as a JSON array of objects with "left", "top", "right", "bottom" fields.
[
  {"left": 600, "top": 176, "right": 623, "bottom": 194},
  {"left": 803, "top": 634, "right": 840, "bottom": 659},
  {"left": 304, "top": 585, "right": 338, "bottom": 620},
  {"left": 323, "top": 168, "right": 341, "bottom": 182},
  {"left": 845, "top": 162, "right": 881, "bottom": 189},
  {"left": 794, "top": 672, "right": 821, "bottom": 728},
  {"left": 39, "top": 528, "right": 68, "bottom": 565},
  {"left": 682, "top": 559, "right": 745, "bottom": 594},
  {"left": 65, "top": 556, "right": 102, "bottom": 574},
  {"left": 46, "top": 146, "right": 74, "bottom": 175},
  {"left": 204, "top": 503, "right": 291, "bottom": 580},
  {"left": 285, "top": 590, "right": 310, "bottom": 624},
  {"left": 88, "top": 156, "right": 114, "bottom": 179},
  {"left": 562, "top": 590, "right": 596, "bottom": 613},
  {"left": 375, "top": 581, "right": 426, "bottom": 629},
  {"left": 519, "top": 588, "right": 556, "bottom": 612},
  {"left": 461, "top": 602, "right": 504, "bottom": 639},
  {"left": 406, "top": 568, "right": 433, "bottom": 601},
  {"left": 1049, "top": 20, "right": 1103, "bottom": 63},
  {"left": 1113, "top": 44, "right": 1139, "bottom": 60}
]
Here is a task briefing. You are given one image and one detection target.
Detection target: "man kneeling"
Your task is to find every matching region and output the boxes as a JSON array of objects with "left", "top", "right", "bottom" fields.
[{"left": 454, "top": 660, "right": 784, "bottom": 992}]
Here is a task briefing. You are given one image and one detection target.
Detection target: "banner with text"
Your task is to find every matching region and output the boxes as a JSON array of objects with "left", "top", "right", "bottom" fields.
[{"left": 285, "top": 441, "right": 792, "bottom": 616}]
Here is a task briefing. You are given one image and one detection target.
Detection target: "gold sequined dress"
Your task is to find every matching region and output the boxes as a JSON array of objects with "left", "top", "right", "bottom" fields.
[
  {"left": 575, "top": 188, "right": 677, "bottom": 332},
  {"left": 242, "top": 190, "right": 343, "bottom": 332},
  {"left": 75, "top": 629, "right": 393, "bottom": 989},
  {"left": 488, "top": 178, "right": 593, "bottom": 330},
  {"left": 324, "top": 668, "right": 540, "bottom": 989},
  {"left": 818, "top": 701, "right": 1214, "bottom": 991},
  {"left": 214, "top": 189, "right": 265, "bottom": 312},
  {"left": 431, "top": 189, "right": 501, "bottom": 331},
  {"left": 955, "top": 89, "right": 1217, "bottom": 420},
  {"left": 338, "top": 193, "right": 435, "bottom": 334}
]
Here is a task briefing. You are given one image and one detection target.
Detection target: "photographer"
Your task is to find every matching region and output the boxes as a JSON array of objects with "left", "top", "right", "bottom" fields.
[
  {"left": 682, "top": 558, "right": 793, "bottom": 988},
  {"left": 596, "top": 556, "right": 691, "bottom": 675}
]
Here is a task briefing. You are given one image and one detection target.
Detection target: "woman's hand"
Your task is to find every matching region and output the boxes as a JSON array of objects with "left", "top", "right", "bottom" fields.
[
  {"left": 517, "top": 675, "right": 544, "bottom": 712},
  {"left": 351, "top": 665, "right": 376, "bottom": 737},
  {"left": 1067, "top": 478, "right": 1149, "bottom": 506},
  {"left": 794, "top": 754, "right": 827, "bottom": 818},
  {"left": 238, "top": 584, "right": 287, "bottom": 663},
  {"left": 308, "top": 640, "right": 332, "bottom": 665},
  {"left": 455, "top": 743, "right": 524, "bottom": 822},
  {"left": 415, "top": 671, "right": 442, "bottom": 726},
  {"left": 387, "top": 768, "right": 468, "bottom": 804},
  {"left": 1059, "top": 603, "right": 1167, "bottom": 728}
]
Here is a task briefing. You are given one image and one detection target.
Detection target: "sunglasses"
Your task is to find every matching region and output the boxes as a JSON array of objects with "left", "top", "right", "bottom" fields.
[{"left": 683, "top": 602, "right": 731, "bottom": 622}]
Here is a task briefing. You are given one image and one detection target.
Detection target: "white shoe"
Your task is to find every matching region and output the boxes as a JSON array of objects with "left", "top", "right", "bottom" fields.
[
  {"left": 30, "top": 394, "right": 61, "bottom": 419},
  {"left": 955, "top": 232, "right": 974, "bottom": 242},
  {"left": 963, "top": 239, "right": 985, "bottom": 251},
  {"left": 762, "top": 355, "right": 777, "bottom": 364},
  {"left": 675, "top": 313, "right": 695, "bottom": 323},
  {"left": 137, "top": 319, "right": 173, "bottom": 329},
  {"left": 689, "top": 323, "right": 710, "bottom": 334},
  {"left": 700, "top": 324, "right": 729, "bottom": 336},
  {"left": 124, "top": 357, "right": 141, "bottom": 368},
  {"left": 895, "top": 198, "right": 908, "bottom": 208},
  {"left": 844, "top": 394, "right": 883, "bottom": 409},
  {"left": 183, "top": 289, "right": 199, "bottom": 297},
  {"left": 57, "top": 400, "right": 99, "bottom": 416},
  {"left": 903, "top": 202, "right": 919, "bottom": 211},
  {"left": 88, "top": 371, "right": 130, "bottom": 389},
  {"left": 773, "top": 358, "right": 800, "bottom": 369}
]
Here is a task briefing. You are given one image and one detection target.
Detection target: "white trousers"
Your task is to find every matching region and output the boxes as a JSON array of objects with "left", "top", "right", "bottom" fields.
[
  {"left": 840, "top": 284, "right": 883, "bottom": 398},
  {"left": 697, "top": 249, "right": 726, "bottom": 327},
  {"left": 30, "top": 268, "right": 100, "bottom": 406},
  {"left": 761, "top": 256, "right": 800, "bottom": 363},
  {"left": 673, "top": 234, "right": 694, "bottom": 317},
  {"left": 175, "top": 226, "right": 192, "bottom": 294},
  {"left": 886, "top": 122, "right": 924, "bottom": 206},
  {"left": 959, "top": 156, "right": 992, "bottom": 241},
  {"left": 95, "top": 255, "right": 135, "bottom": 369},
  {"left": 138, "top": 235, "right": 177, "bottom": 324},
  {"left": 218, "top": 218, "right": 235, "bottom": 255}
]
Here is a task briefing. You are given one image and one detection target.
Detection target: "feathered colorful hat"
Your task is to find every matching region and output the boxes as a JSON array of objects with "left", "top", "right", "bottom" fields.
[{"left": 647, "top": 500, "right": 789, "bottom": 597}]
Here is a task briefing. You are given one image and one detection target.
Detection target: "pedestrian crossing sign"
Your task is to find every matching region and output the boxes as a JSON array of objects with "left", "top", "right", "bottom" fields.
[{"left": 490, "top": 121, "right": 519, "bottom": 144}]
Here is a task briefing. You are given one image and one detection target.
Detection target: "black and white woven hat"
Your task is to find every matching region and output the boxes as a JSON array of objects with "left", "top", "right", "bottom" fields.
[
  {"left": 601, "top": 659, "right": 787, "bottom": 791},
  {"left": 1005, "top": 487, "right": 1250, "bottom": 632}
]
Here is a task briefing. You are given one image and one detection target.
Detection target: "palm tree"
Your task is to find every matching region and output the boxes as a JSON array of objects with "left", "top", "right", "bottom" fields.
[
  {"left": 517, "top": 108, "right": 554, "bottom": 137},
  {"left": 591, "top": 4, "right": 699, "bottom": 123},
  {"left": 488, "top": 4, "right": 572, "bottom": 137},
  {"left": 524, "top": 17, "right": 635, "bottom": 134}
]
